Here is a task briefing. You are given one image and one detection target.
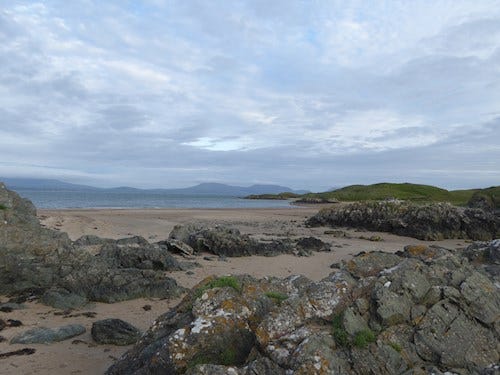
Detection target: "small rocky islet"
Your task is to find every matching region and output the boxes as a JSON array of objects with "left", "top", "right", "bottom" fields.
[{"left": 1, "top": 182, "right": 499, "bottom": 374}]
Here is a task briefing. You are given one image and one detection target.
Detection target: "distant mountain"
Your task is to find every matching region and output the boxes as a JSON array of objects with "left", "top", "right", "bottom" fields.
[
  {"left": 164, "top": 183, "right": 308, "bottom": 196},
  {"left": 1, "top": 178, "right": 308, "bottom": 196},
  {"left": 2, "top": 178, "right": 99, "bottom": 191}
]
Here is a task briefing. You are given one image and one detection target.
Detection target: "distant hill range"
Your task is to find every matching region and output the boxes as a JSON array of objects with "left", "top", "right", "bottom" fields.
[{"left": 1, "top": 178, "right": 308, "bottom": 196}]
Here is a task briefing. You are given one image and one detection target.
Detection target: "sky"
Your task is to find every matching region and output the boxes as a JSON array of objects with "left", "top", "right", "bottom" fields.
[{"left": 1, "top": 0, "right": 499, "bottom": 191}]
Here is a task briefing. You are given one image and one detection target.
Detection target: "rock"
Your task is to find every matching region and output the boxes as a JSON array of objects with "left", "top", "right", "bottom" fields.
[
  {"left": 374, "top": 287, "right": 412, "bottom": 326},
  {"left": 468, "top": 192, "right": 495, "bottom": 211},
  {"left": 295, "top": 237, "right": 330, "bottom": 254},
  {"left": 459, "top": 271, "right": 500, "bottom": 325},
  {"left": 0, "top": 183, "right": 184, "bottom": 303},
  {"left": 11, "top": 324, "right": 85, "bottom": 344},
  {"left": 98, "top": 238, "right": 182, "bottom": 271},
  {"left": 343, "top": 251, "right": 402, "bottom": 278},
  {"left": 307, "top": 201, "right": 499, "bottom": 240},
  {"left": 91, "top": 319, "right": 142, "bottom": 346},
  {"left": 41, "top": 288, "right": 88, "bottom": 310},
  {"left": 169, "top": 224, "right": 294, "bottom": 257},
  {"left": 157, "top": 238, "right": 194, "bottom": 257},
  {"left": 324, "top": 229, "right": 347, "bottom": 237},
  {"left": 0, "top": 303, "right": 25, "bottom": 312},
  {"left": 109, "top": 241, "right": 500, "bottom": 374},
  {"left": 414, "top": 300, "right": 498, "bottom": 369},
  {"left": 342, "top": 306, "right": 369, "bottom": 336}
]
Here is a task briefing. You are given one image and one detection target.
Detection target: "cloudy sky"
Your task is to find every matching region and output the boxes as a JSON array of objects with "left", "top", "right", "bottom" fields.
[{"left": 1, "top": 1, "right": 499, "bottom": 191}]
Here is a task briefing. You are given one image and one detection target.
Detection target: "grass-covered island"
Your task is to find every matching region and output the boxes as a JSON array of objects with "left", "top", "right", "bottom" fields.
[{"left": 245, "top": 182, "right": 500, "bottom": 208}]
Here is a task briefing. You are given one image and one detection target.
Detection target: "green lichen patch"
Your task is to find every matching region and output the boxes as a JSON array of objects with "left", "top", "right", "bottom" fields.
[{"left": 264, "top": 291, "right": 288, "bottom": 304}]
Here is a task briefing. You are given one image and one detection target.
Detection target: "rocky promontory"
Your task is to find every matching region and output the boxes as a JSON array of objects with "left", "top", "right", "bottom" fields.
[
  {"left": 108, "top": 241, "right": 500, "bottom": 374},
  {"left": 307, "top": 201, "right": 499, "bottom": 241}
]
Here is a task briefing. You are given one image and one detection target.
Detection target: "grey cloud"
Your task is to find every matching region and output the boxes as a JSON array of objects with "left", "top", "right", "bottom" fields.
[{"left": 0, "top": 1, "right": 499, "bottom": 190}]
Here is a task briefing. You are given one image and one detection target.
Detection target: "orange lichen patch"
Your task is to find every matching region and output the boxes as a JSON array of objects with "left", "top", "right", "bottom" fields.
[
  {"left": 221, "top": 299, "right": 237, "bottom": 311},
  {"left": 255, "top": 325, "right": 271, "bottom": 346},
  {"left": 406, "top": 245, "right": 433, "bottom": 257},
  {"left": 346, "top": 260, "right": 357, "bottom": 273}
]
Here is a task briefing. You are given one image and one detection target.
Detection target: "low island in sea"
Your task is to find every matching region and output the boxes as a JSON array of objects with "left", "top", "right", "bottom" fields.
[{"left": 0, "top": 180, "right": 499, "bottom": 374}]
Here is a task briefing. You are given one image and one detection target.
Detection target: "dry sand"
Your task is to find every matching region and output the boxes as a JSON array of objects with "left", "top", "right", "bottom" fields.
[{"left": 0, "top": 206, "right": 470, "bottom": 374}]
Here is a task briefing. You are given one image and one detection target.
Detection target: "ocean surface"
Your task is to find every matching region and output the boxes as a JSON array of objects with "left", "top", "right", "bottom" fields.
[{"left": 14, "top": 189, "right": 293, "bottom": 209}]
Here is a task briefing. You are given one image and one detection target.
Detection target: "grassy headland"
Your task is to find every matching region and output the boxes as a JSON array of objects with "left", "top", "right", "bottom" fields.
[{"left": 245, "top": 182, "right": 500, "bottom": 208}]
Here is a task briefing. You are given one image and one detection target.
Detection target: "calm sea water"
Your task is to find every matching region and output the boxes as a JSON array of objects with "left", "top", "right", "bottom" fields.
[{"left": 15, "top": 189, "right": 293, "bottom": 209}]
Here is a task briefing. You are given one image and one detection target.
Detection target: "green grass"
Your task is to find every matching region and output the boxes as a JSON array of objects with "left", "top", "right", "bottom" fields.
[
  {"left": 194, "top": 276, "right": 241, "bottom": 299},
  {"left": 388, "top": 342, "right": 402, "bottom": 353},
  {"left": 256, "top": 182, "right": 500, "bottom": 208},
  {"left": 220, "top": 347, "right": 238, "bottom": 366},
  {"left": 0, "top": 203, "right": 6, "bottom": 210},
  {"left": 332, "top": 313, "right": 349, "bottom": 347},
  {"left": 264, "top": 291, "right": 288, "bottom": 304},
  {"left": 353, "top": 329, "right": 376, "bottom": 348}
]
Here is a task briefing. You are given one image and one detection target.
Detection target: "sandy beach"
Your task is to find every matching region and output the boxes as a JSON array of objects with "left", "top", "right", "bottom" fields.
[{"left": 1, "top": 207, "right": 471, "bottom": 374}]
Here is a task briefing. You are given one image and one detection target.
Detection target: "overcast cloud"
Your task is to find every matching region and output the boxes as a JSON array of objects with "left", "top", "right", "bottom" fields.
[{"left": 1, "top": 0, "right": 499, "bottom": 190}]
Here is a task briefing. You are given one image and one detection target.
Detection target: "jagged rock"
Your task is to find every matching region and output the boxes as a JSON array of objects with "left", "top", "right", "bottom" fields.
[
  {"left": 414, "top": 299, "right": 498, "bottom": 369},
  {"left": 374, "top": 287, "right": 412, "bottom": 326},
  {"left": 109, "top": 241, "right": 500, "bottom": 374},
  {"left": 307, "top": 201, "right": 499, "bottom": 240},
  {"left": 158, "top": 238, "right": 195, "bottom": 257},
  {"left": 98, "top": 238, "right": 182, "bottom": 271},
  {"left": 459, "top": 271, "right": 500, "bottom": 325},
  {"left": 91, "top": 319, "right": 142, "bottom": 345},
  {"left": 11, "top": 324, "right": 85, "bottom": 344}
]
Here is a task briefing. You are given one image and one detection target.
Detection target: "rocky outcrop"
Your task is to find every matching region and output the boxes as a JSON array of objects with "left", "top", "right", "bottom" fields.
[
  {"left": 169, "top": 224, "right": 329, "bottom": 257},
  {"left": 107, "top": 241, "right": 500, "bottom": 374},
  {"left": 0, "top": 183, "right": 184, "bottom": 303},
  {"left": 307, "top": 201, "right": 499, "bottom": 240}
]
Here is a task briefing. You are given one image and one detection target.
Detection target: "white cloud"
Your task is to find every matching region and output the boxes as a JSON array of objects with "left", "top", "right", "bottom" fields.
[{"left": 0, "top": 0, "right": 499, "bottom": 190}]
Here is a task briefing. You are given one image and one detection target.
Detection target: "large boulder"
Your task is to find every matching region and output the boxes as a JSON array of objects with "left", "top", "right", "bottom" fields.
[
  {"left": 11, "top": 324, "right": 85, "bottom": 344},
  {"left": 307, "top": 201, "right": 499, "bottom": 240},
  {"left": 91, "top": 319, "right": 142, "bottom": 345},
  {"left": 108, "top": 241, "right": 500, "bottom": 374}
]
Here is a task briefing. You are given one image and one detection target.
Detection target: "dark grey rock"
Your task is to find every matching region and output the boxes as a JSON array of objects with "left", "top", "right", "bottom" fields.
[
  {"left": 375, "top": 287, "right": 412, "bottom": 326},
  {"left": 41, "top": 288, "right": 88, "bottom": 310},
  {"left": 0, "top": 182, "right": 185, "bottom": 302},
  {"left": 11, "top": 324, "right": 85, "bottom": 344},
  {"left": 307, "top": 201, "right": 499, "bottom": 240},
  {"left": 92, "top": 319, "right": 142, "bottom": 346},
  {"left": 169, "top": 224, "right": 304, "bottom": 257},
  {"left": 414, "top": 300, "right": 498, "bottom": 369}
]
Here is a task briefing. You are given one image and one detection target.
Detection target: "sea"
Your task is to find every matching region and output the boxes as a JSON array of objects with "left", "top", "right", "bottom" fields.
[{"left": 14, "top": 189, "right": 293, "bottom": 209}]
